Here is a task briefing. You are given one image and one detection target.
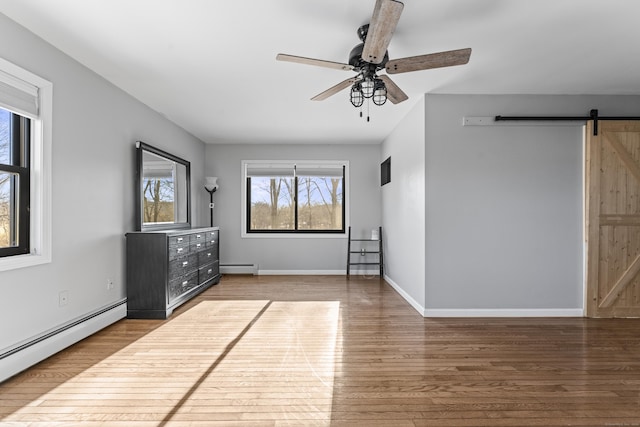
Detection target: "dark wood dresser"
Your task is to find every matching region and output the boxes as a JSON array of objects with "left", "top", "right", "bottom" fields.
[{"left": 125, "top": 227, "right": 220, "bottom": 319}]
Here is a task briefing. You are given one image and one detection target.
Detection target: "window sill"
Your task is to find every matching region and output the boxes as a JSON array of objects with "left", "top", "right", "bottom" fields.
[{"left": 0, "top": 252, "right": 51, "bottom": 272}]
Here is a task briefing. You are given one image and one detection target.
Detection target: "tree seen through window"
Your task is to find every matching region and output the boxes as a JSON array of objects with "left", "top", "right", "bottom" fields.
[{"left": 248, "top": 168, "right": 344, "bottom": 232}]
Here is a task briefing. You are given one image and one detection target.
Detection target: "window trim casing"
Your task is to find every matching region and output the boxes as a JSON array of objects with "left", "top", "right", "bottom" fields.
[
  {"left": 241, "top": 160, "right": 350, "bottom": 239},
  {"left": 0, "top": 58, "right": 52, "bottom": 272}
]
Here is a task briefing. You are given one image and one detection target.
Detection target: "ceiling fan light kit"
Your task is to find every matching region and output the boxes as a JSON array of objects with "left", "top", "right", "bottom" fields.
[
  {"left": 360, "top": 76, "right": 375, "bottom": 99},
  {"left": 372, "top": 78, "right": 387, "bottom": 106},
  {"left": 276, "top": 0, "right": 472, "bottom": 119},
  {"left": 350, "top": 82, "right": 364, "bottom": 107}
]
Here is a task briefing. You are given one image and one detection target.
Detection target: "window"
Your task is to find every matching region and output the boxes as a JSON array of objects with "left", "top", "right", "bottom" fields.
[
  {"left": 0, "top": 58, "right": 52, "bottom": 270},
  {"left": 243, "top": 161, "right": 348, "bottom": 236},
  {"left": 0, "top": 108, "right": 30, "bottom": 256}
]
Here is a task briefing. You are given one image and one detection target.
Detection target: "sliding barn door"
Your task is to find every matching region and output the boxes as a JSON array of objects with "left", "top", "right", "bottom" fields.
[{"left": 586, "top": 120, "right": 640, "bottom": 317}]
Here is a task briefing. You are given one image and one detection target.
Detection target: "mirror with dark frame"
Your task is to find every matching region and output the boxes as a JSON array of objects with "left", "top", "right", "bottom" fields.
[{"left": 135, "top": 141, "right": 191, "bottom": 231}]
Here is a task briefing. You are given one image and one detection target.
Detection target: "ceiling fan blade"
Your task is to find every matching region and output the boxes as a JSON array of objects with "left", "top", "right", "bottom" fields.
[
  {"left": 386, "top": 48, "right": 472, "bottom": 74},
  {"left": 361, "top": 0, "right": 404, "bottom": 64},
  {"left": 311, "top": 77, "right": 358, "bottom": 101},
  {"left": 276, "top": 53, "right": 354, "bottom": 71},
  {"left": 379, "top": 75, "right": 408, "bottom": 104}
]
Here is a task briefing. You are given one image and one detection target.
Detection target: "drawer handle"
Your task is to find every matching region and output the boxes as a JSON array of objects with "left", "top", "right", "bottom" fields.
[
  {"left": 196, "top": 243, "right": 202, "bottom": 248},
  {"left": 182, "top": 280, "right": 188, "bottom": 286},
  {"left": 177, "top": 247, "right": 184, "bottom": 253},
  {"left": 177, "top": 237, "right": 184, "bottom": 242},
  {"left": 196, "top": 234, "right": 202, "bottom": 238},
  {"left": 206, "top": 252, "right": 212, "bottom": 257},
  {"left": 182, "top": 261, "right": 189, "bottom": 267},
  {"left": 207, "top": 269, "right": 213, "bottom": 274}
]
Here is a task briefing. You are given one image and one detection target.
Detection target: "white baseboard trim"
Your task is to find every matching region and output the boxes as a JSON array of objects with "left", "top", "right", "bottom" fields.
[
  {"left": 257, "top": 269, "right": 381, "bottom": 276},
  {"left": 258, "top": 269, "right": 347, "bottom": 275},
  {"left": 0, "top": 299, "right": 126, "bottom": 383},
  {"left": 381, "top": 275, "right": 584, "bottom": 318},
  {"left": 383, "top": 274, "right": 427, "bottom": 316},
  {"left": 423, "top": 308, "right": 584, "bottom": 318}
]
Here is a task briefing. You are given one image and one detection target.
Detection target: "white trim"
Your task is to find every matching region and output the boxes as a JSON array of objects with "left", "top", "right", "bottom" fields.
[
  {"left": 382, "top": 275, "right": 583, "bottom": 318},
  {"left": 242, "top": 233, "right": 347, "bottom": 240},
  {"left": 423, "top": 308, "right": 584, "bottom": 318},
  {"left": 384, "top": 274, "right": 427, "bottom": 316},
  {"left": 258, "top": 269, "right": 347, "bottom": 275},
  {"left": 0, "top": 300, "right": 125, "bottom": 383},
  {"left": 257, "top": 269, "right": 383, "bottom": 275},
  {"left": 240, "top": 159, "right": 350, "bottom": 238},
  {"left": 0, "top": 57, "right": 52, "bottom": 272}
]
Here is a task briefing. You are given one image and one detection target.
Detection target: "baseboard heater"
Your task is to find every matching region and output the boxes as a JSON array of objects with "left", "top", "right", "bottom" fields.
[
  {"left": 0, "top": 298, "right": 126, "bottom": 382},
  {"left": 220, "top": 263, "right": 257, "bottom": 275}
]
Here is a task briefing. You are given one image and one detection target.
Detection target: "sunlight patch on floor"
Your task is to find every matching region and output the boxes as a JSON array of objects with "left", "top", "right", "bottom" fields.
[{"left": 3, "top": 300, "right": 342, "bottom": 425}]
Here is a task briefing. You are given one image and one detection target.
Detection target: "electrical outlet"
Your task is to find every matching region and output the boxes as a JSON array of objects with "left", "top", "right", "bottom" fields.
[
  {"left": 106, "top": 279, "right": 114, "bottom": 290},
  {"left": 59, "top": 290, "right": 69, "bottom": 307}
]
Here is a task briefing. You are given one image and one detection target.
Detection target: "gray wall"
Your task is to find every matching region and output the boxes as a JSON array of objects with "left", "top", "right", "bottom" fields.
[
  {"left": 204, "top": 143, "right": 381, "bottom": 273},
  {"left": 382, "top": 93, "right": 640, "bottom": 315},
  {"left": 0, "top": 14, "right": 206, "bottom": 353},
  {"left": 381, "top": 99, "right": 426, "bottom": 310},
  {"left": 424, "top": 94, "right": 585, "bottom": 313}
]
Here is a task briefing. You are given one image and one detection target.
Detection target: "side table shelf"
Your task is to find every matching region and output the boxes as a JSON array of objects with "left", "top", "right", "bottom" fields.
[{"left": 346, "top": 226, "right": 383, "bottom": 278}]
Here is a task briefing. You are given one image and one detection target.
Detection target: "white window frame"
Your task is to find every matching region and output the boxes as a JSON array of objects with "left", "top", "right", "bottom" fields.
[
  {"left": 241, "top": 160, "right": 350, "bottom": 239},
  {"left": 0, "top": 58, "right": 52, "bottom": 272}
]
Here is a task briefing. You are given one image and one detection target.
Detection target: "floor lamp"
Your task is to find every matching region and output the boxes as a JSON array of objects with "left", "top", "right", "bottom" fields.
[{"left": 204, "top": 177, "right": 218, "bottom": 227}]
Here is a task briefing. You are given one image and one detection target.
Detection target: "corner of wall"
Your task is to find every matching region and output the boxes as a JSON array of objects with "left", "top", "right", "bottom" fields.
[{"left": 381, "top": 98, "right": 427, "bottom": 315}]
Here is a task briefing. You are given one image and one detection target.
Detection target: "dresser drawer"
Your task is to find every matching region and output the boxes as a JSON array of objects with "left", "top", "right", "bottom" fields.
[
  {"left": 168, "top": 236, "right": 190, "bottom": 259},
  {"left": 205, "top": 230, "right": 218, "bottom": 246},
  {"left": 191, "top": 231, "right": 207, "bottom": 244},
  {"left": 199, "top": 261, "right": 219, "bottom": 284},
  {"left": 198, "top": 248, "right": 216, "bottom": 265},
  {"left": 168, "top": 234, "right": 189, "bottom": 246},
  {"left": 168, "top": 271, "right": 198, "bottom": 303},
  {"left": 191, "top": 239, "right": 206, "bottom": 252},
  {"left": 168, "top": 253, "right": 198, "bottom": 281}
]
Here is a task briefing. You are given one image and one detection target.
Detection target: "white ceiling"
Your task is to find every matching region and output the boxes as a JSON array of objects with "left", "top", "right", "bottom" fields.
[{"left": 1, "top": 0, "right": 639, "bottom": 144}]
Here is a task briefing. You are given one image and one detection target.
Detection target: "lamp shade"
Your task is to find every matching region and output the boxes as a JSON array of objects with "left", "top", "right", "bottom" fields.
[{"left": 205, "top": 176, "right": 219, "bottom": 192}]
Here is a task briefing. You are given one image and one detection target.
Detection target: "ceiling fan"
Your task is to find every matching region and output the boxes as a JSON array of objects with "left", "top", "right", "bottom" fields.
[{"left": 276, "top": 0, "right": 471, "bottom": 115}]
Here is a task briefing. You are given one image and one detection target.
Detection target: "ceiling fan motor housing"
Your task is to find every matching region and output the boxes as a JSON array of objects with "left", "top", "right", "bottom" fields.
[
  {"left": 349, "top": 42, "right": 388, "bottom": 71},
  {"left": 357, "top": 24, "right": 369, "bottom": 42}
]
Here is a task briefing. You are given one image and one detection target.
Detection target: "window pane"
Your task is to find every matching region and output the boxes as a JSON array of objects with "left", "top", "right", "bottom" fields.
[
  {"left": 0, "top": 108, "right": 9, "bottom": 165},
  {"left": 249, "top": 176, "right": 294, "bottom": 230},
  {"left": 297, "top": 176, "right": 343, "bottom": 230},
  {"left": 0, "top": 171, "right": 18, "bottom": 248}
]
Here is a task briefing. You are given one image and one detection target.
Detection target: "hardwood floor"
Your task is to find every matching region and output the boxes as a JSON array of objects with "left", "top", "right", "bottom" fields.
[{"left": 2, "top": 275, "right": 640, "bottom": 426}]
